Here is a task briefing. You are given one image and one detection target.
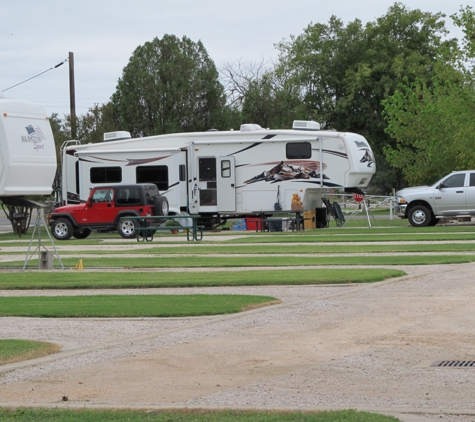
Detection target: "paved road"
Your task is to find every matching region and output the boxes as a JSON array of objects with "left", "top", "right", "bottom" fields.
[{"left": 0, "top": 215, "right": 12, "bottom": 232}]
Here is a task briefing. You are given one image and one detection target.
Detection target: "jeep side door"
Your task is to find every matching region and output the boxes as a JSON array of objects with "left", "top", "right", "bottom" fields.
[
  {"left": 432, "top": 172, "right": 467, "bottom": 215},
  {"left": 85, "top": 188, "right": 116, "bottom": 223}
]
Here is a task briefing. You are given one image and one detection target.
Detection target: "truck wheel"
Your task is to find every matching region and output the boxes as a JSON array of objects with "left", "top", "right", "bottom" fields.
[
  {"left": 154, "top": 196, "right": 169, "bottom": 216},
  {"left": 428, "top": 218, "right": 440, "bottom": 226},
  {"left": 51, "top": 218, "right": 74, "bottom": 240},
  {"left": 118, "top": 219, "right": 136, "bottom": 238},
  {"left": 408, "top": 205, "right": 431, "bottom": 227},
  {"left": 73, "top": 228, "right": 91, "bottom": 239}
]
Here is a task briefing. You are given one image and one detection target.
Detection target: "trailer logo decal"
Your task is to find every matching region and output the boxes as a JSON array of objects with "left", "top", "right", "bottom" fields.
[
  {"left": 244, "top": 161, "right": 329, "bottom": 185},
  {"left": 21, "top": 125, "right": 46, "bottom": 150},
  {"left": 358, "top": 148, "right": 374, "bottom": 168}
]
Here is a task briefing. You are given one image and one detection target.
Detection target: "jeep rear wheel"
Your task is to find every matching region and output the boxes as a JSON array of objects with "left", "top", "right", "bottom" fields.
[
  {"left": 51, "top": 218, "right": 74, "bottom": 240},
  {"left": 408, "top": 205, "right": 432, "bottom": 227},
  {"left": 118, "top": 218, "right": 136, "bottom": 239},
  {"left": 73, "top": 228, "right": 91, "bottom": 239},
  {"left": 154, "top": 196, "right": 169, "bottom": 216}
]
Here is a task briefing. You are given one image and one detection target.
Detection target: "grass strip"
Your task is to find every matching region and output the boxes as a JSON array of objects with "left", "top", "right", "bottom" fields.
[
  {"left": 0, "top": 340, "right": 60, "bottom": 365},
  {"left": 19, "top": 242, "right": 475, "bottom": 256},
  {"left": 0, "top": 408, "right": 399, "bottom": 421},
  {"left": 225, "top": 233, "right": 475, "bottom": 243},
  {"left": 1, "top": 224, "right": 474, "bottom": 244},
  {"left": 0, "top": 268, "right": 405, "bottom": 290},
  {"left": 12, "top": 254, "right": 475, "bottom": 269},
  {"left": 0, "top": 294, "right": 278, "bottom": 318}
]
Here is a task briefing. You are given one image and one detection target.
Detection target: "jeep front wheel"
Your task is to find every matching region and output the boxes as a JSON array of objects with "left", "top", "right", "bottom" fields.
[
  {"left": 408, "top": 205, "right": 432, "bottom": 227},
  {"left": 51, "top": 218, "right": 74, "bottom": 240},
  {"left": 118, "top": 219, "right": 136, "bottom": 239}
]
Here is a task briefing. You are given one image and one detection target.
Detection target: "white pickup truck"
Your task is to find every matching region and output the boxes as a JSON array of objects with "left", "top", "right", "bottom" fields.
[{"left": 396, "top": 170, "right": 475, "bottom": 227}]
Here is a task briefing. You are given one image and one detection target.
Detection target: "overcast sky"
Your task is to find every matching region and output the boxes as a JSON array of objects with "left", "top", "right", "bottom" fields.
[{"left": 1, "top": 1, "right": 467, "bottom": 117}]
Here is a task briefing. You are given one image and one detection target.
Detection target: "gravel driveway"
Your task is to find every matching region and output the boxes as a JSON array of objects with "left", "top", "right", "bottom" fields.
[{"left": 0, "top": 240, "right": 475, "bottom": 421}]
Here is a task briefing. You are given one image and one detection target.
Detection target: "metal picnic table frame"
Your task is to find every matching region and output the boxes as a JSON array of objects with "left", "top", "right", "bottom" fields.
[{"left": 120, "top": 214, "right": 204, "bottom": 242}]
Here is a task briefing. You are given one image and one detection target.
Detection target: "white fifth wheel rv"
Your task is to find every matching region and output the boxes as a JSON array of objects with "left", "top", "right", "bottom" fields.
[
  {"left": 0, "top": 94, "right": 57, "bottom": 198},
  {"left": 60, "top": 121, "right": 376, "bottom": 225}
]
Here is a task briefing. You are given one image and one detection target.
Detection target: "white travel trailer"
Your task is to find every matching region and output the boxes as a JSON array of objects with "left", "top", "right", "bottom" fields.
[
  {"left": 0, "top": 94, "right": 57, "bottom": 198},
  {"left": 60, "top": 121, "right": 376, "bottom": 225}
]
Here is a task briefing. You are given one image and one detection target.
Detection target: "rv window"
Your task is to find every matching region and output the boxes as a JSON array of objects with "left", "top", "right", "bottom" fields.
[
  {"left": 286, "top": 142, "right": 312, "bottom": 159},
  {"left": 221, "top": 160, "right": 231, "bottom": 178},
  {"left": 136, "top": 166, "right": 168, "bottom": 191},
  {"left": 199, "top": 158, "right": 216, "bottom": 181},
  {"left": 90, "top": 167, "right": 122, "bottom": 184},
  {"left": 179, "top": 165, "right": 186, "bottom": 182}
]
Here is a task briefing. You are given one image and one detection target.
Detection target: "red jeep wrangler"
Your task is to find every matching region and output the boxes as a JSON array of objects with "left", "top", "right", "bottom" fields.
[{"left": 48, "top": 184, "right": 169, "bottom": 240}]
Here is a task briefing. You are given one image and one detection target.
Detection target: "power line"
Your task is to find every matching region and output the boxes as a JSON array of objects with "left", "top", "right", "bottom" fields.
[{"left": 1, "top": 58, "right": 68, "bottom": 92}]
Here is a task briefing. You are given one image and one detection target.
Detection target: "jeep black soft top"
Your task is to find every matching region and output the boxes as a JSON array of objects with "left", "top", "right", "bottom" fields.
[{"left": 94, "top": 183, "right": 161, "bottom": 206}]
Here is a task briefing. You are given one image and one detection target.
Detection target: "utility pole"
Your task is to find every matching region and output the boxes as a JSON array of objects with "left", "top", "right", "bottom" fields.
[{"left": 69, "top": 52, "right": 77, "bottom": 139}]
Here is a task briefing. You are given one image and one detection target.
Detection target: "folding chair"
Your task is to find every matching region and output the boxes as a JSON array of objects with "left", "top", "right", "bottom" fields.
[{"left": 322, "top": 197, "right": 345, "bottom": 227}]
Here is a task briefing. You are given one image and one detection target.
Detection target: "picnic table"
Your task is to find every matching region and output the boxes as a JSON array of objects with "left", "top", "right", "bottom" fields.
[{"left": 120, "top": 214, "right": 204, "bottom": 242}]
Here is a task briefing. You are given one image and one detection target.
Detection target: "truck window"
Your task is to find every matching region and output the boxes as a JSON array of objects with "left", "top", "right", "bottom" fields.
[
  {"left": 136, "top": 166, "right": 168, "bottom": 191},
  {"left": 442, "top": 173, "right": 465, "bottom": 188},
  {"left": 470, "top": 173, "right": 475, "bottom": 187},
  {"left": 286, "top": 142, "right": 312, "bottom": 159},
  {"left": 90, "top": 167, "right": 122, "bottom": 183}
]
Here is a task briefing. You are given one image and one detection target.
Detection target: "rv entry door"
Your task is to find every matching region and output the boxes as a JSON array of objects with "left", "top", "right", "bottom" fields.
[{"left": 217, "top": 157, "right": 235, "bottom": 212}]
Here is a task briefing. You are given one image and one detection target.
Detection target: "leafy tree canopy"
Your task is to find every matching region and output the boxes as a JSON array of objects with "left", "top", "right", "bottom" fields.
[
  {"left": 383, "top": 6, "right": 475, "bottom": 186},
  {"left": 243, "top": 2, "right": 457, "bottom": 192},
  {"left": 110, "top": 34, "right": 226, "bottom": 137}
]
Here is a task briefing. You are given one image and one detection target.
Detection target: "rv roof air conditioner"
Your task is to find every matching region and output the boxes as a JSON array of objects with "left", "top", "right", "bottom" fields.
[
  {"left": 240, "top": 123, "right": 263, "bottom": 132},
  {"left": 292, "top": 120, "right": 320, "bottom": 131},
  {"left": 103, "top": 131, "right": 132, "bottom": 142}
]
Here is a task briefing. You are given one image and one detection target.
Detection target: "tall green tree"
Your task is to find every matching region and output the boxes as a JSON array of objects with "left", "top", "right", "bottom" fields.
[
  {"left": 241, "top": 73, "right": 305, "bottom": 129},
  {"left": 383, "top": 6, "right": 475, "bottom": 186},
  {"left": 111, "top": 34, "right": 226, "bottom": 137},
  {"left": 49, "top": 113, "right": 70, "bottom": 161},
  {"left": 271, "top": 3, "right": 455, "bottom": 192}
]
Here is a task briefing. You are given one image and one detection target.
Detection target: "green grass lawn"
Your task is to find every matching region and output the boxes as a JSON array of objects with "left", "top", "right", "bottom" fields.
[
  {"left": 0, "top": 294, "right": 280, "bottom": 317},
  {"left": 1, "top": 222, "right": 475, "bottom": 246},
  {"left": 0, "top": 340, "right": 60, "bottom": 365},
  {"left": 11, "top": 254, "right": 475, "bottom": 270},
  {"left": 3, "top": 242, "right": 472, "bottom": 256},
  {"left": 226, "top": 232, "right": 475, "bottom": 243},
  {"left": 0, "top": 408, "right": 399, "bottom": 422},
  {"left": 0, "top": 268, "right": 405, "bottom": 289}
]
